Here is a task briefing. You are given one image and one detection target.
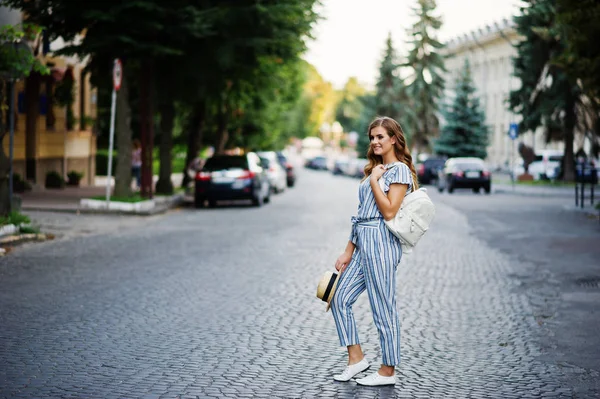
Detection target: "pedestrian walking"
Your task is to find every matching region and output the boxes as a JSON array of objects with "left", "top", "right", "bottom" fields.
[
  {"left": 131, "top": 139, "right": 142, "bottom": 190},
  {"left": 330, "top": 116, "right": 419, "bottom": 386}
]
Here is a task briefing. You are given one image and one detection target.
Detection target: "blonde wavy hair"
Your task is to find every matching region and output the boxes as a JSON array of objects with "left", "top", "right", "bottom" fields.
[{"left": 363, "top": 116, "right": 419, "bottom": 191}]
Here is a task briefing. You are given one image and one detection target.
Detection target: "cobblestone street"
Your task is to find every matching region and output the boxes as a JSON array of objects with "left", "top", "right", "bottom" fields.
[{"left": 1, "top": 169, "right": 598, "bottom": 398}]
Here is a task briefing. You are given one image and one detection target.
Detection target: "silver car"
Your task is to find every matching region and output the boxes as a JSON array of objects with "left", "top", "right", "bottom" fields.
[{"left": 257, "top": 151, "right": 287, "bottom": 193}]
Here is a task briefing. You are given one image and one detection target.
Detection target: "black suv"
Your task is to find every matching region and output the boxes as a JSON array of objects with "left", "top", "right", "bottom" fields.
[
  {"left": 194, "top": 153, "right": 270, "bottom": 208},
  {"left": 417, "top": 157, "right": 446, "bottom": 185}
]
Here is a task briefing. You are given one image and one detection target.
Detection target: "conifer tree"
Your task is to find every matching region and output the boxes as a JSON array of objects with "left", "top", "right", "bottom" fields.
[
  {"left": 508, "top": 0, "right": 581, "bottom": 181},
  {"left": 374, "top": 33, "right": 411, "bottom": 130},
  {"left": 405, "top": 0, "right": 445, "bottom": 152},
  {"left": 434, "top": 60, "right": 488, "bottom": 159}
]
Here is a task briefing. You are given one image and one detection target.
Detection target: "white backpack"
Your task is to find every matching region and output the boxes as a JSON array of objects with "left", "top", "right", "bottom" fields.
[{"left": 378, "top": 170, "right": 436, "bottom": 254}]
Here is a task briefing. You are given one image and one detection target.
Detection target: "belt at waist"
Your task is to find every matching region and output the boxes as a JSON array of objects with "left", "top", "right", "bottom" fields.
[{"left": 349, "top": 216, "right": 382, "bottom": 244}]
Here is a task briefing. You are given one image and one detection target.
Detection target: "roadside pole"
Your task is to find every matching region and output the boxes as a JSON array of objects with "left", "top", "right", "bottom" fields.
[
  {"left": 106, "top": 59, "right": 122, "bottom": 207},
  {"left": 508, "top": 123, "right": 518, "bottom": 192}
]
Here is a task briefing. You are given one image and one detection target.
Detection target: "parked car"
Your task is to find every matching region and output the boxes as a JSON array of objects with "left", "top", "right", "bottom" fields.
[
  {"left": 194, "top": 153, "right": 270, "bottom": 208},
  {"left": 305, "top": 156, "right": 328, "bottom": 170},
  {"left": 332, "top": 158, "right": 350, "bottom": 176},
  {"left": 276, "top": 151, "right": 296, "bottom": 187},
  {"left": 528, "top": 150, "right": 563, "bottom": 180},
  {"left": 417, "top": 157, "right": 446, "bottom": 185},
  {"left": 257, "top": 151, "right": 287, "bottom": 193},
  {"left": 437, "top": 157, "right": 491, "bottom": 194}
]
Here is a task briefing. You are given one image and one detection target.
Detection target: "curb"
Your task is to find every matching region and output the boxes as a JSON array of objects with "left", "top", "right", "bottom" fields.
[
  {"left": 22, "top": 194, "right": 185, "bottom": 216},
  {"left": 494, "top": 186, "right": 575, "bottom": 198}
]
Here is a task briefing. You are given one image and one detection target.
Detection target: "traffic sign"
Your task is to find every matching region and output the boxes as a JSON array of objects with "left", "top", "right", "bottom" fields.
[
  {"left": 508, "top": 123, "right": 518, "bottom": 140},
  {"left": 113, "top": 59, "right": 122, "bottom": 91}
]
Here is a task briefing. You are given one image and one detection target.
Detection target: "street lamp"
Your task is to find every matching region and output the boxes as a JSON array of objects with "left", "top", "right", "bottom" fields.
[{"left": 0, "top": 40, "right": 33, "bottom": 212}]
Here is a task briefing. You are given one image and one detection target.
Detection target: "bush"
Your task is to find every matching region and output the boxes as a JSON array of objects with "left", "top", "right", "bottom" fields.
[
  {"left": 12, "top": 173, "right": 32, "bottom": 193},
  {"left": 45, "top": 171, "right": 65, "bottom": 189},
  {"left": 96, "top": 150, "right": 117, "bottom": 176},
  {"left": 67, "top": 171, "right": 84, "bottom": 186},
  {"left": 0, "top": 211, "right": 30, "bottom": 226}
]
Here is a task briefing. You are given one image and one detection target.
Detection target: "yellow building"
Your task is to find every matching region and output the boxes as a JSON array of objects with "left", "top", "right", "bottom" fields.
[{"left": 2, "top": 8, "right": 97, "bottom": 187}]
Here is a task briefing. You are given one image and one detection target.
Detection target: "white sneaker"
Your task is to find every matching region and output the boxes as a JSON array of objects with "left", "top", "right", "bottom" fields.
[
  {"left": 333, "top": 358, "right": 370, "bottom": 382},
  {"left": 355, "top": 371, "right": 396, "bottom": 386}
]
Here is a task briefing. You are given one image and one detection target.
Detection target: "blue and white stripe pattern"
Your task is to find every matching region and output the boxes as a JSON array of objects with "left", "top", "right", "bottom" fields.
[{"left": 331, "top": 162, "right": 412, "bottom": 366}]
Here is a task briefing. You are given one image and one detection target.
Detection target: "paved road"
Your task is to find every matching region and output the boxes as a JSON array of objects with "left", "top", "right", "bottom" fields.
[{"left": 1, "top": 169, "right": 598, "bottom": 398}]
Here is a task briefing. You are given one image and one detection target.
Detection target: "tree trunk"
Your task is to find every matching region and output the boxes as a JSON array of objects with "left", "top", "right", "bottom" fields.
[
  {"left": 562, "top": 97, "right": 576, "bottom": 182},
  {"left": 181, "top": 102, "right": 206, "bottom": 188},
  {"left": 215, "top": 103, "right": 229, "bottom": 155},
  {"left": 114, "top": 72, "right": 133, "bottom": 197},
  {"left": 0, "top": 83, "right": 9, "bottom": 216},
  {"left": 139, "top": 61, "right": 155, "bottom": 198},
  {"left": 24, "top": 72, "right": 41, "bottom": 182},
  {"left": 155, "top": 101, "right": 175, "bottom": 194}
]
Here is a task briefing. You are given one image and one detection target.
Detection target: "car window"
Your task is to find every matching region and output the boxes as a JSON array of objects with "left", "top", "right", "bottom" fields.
[
  {"left": 203, "top": 156, "right": 248, "bottom": 171},
  {"left": 548, "top": 155, "right": 563, "bottom": 162},
  {"left": 455, "top": 162, "right": 484, "bottom": 170},
  {"left": 534, "top": 155, "right": 543, "bottom": 162}
]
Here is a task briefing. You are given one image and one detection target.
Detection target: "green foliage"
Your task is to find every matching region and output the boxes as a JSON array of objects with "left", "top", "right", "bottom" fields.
[
  {"left": 555, "top": 0, "right": 600, "bottom": 104},
  {"left": 405, "top": 0, "right": 446, "bottom": 150},
  {"left": 11, "top": 173, "right": 31, "bottom": 193},
  {"left": 335, "top": 77, "right": 367, "bottom": 133},
  {"left": 434, "top": 60, "right": 488, "bottom": 159},
  {"left": 0, "top": 211, "right": 30, "bottom": 226},
  {"left": 355, "top": 95, "right": 378, "bottom": 157},
  {"left": 508, "top": 0, "right": 580, "bottom": 180},
  {"left": 95, "top": 150, "right": 117, "bottom": 176},
  {"left": 19, "top": 225, "right": 40, "bottom": 234},
  {"left": 0, "top": 24, "right": 49, "bottom": 80},
  {"left": 44, "top": 171, "right": 65, "bottom": 189},
  {"left": 91, "top": 194, "right": 146, "bottom": 203},
  {"left": 67, "top": 171, "right": 84, "bottom": 186},
  {"left": 374, "top": 34, "right": 413, "bottom": 131}
]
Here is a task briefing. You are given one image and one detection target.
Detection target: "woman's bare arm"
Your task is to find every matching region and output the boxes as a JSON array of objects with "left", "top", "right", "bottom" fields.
[{"left": 370, "top": 178, "right": 408, "bottom": 220}]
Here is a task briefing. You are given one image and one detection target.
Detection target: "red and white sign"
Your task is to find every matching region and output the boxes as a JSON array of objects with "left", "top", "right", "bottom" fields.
[{"left": 112, "top": 59, "right": 123, "bottom": 91}]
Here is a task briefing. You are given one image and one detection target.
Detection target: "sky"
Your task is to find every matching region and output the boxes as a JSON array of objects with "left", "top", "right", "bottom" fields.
[{"left": 304, "top": 0, "right": 522, "bottom": 89}]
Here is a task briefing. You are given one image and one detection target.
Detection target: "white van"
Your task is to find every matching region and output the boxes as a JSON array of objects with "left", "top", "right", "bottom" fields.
[{"left": 528, "top": 149, "right": 563, "bottom": 180}]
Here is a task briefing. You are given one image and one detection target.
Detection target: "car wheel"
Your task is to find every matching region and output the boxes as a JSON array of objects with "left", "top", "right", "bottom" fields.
[
  {"left": 484, "top": 184, "right": 491, "bottom": 194},
  {"left": 448, "top": 184, "right": 454, "bottom": 194},
  {"left": 194, "top": 196, "right": 205, "bottom": 209},
  {"left": 264, "top": 193, "right": 271, "bottom": 204},
  {"left": 472, "top": 187, "right": 480, "bottom": 194},
  {"left": 437, "top": 186, "right": 443, "bottom": 193},
  {"left": 208, "top": 199, "right": 217, "bottom": 208},
  {"left": 252, "top": 194, "right": 263, "bottom": 207}
]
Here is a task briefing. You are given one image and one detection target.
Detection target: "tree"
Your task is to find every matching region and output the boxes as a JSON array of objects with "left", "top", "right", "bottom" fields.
[
  {"left": 508, "top": 0, "right": 582, "bottom": 181},
  {"left": 335, "top": 77, "right": 367, "bottom": 133},
  {"left": 374, "top": 34, "right": 412, "bottom": 131},
  {"left": 434, "top": 60, "right": 488, "bottom": 159},
  {"left": 555, "top": 0, "right": 600, "bottom": 105},
  {"left": 0, "top": 24, "right": 48, "bottom": 216},
  {"left": 405, "top": 0, "right": 445, "bottom": 152}
]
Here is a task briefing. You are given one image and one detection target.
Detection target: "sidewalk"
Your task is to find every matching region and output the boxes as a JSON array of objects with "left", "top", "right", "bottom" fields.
[
  {"left": 19, "top": 173, "right": 187, "bottom": 214},
  {"left": 493, "top": 182, "right": 576, "bottom": 198}
]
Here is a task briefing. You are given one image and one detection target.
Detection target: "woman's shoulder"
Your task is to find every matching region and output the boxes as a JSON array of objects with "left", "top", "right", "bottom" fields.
[{"left": 385, "top": 162, "right": 412, "bottom": 184}]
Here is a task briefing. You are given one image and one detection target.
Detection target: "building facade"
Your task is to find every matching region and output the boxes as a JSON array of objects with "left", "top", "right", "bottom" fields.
[
  {"left": 1, "top": 8, "right": 97, "bottom": 186},
  {"left": 442, "top": 18, "right": 562, "bottom": 170}
]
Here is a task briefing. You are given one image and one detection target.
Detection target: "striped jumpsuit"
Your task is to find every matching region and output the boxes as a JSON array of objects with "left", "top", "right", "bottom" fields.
[{"left": 331, "top": 162, "right": 413, "bottom": 366}]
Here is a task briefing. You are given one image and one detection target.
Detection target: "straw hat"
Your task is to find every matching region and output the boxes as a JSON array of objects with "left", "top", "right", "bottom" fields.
[{"left": 316, "top": 271, "right": 340, "bottom": 312}]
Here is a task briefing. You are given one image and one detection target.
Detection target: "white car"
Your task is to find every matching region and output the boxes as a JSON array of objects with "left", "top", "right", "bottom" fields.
[
  {"left": 528, "top": 150, "right": 563, "bottom": 180},
  {"left": 257, "top": 151, "right": 287, "bottom": 193}
]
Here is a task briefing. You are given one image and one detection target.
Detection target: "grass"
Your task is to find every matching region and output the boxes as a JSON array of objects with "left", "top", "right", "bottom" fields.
[
  {"left": 515, "top": 179, "right": 576, "bottom": 187},
  {"left": 19, "top": 225, "right": 40, "bottom": 234},
  {"left": 90, "top": 194, "right": 148, "bottom": 203}
]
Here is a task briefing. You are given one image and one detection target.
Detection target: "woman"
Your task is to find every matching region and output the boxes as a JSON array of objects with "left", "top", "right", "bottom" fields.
[{"left": 330, "top": 116, "right": 419, "bottom": 386}]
